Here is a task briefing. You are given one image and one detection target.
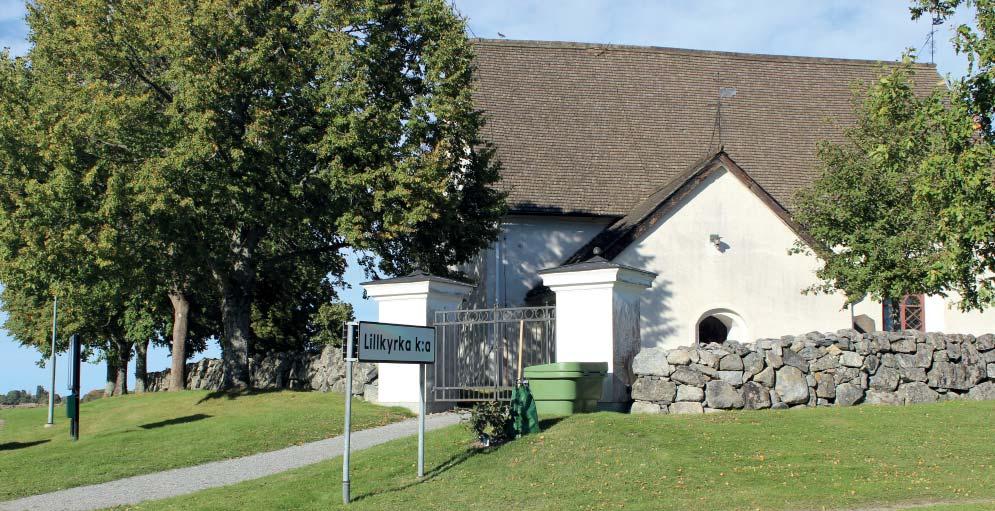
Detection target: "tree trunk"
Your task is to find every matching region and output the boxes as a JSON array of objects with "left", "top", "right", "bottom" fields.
[
  {"left": 113, "top": 339, "right": 132, "bottom": 396},
  {"left": 168, "top": 290, "right": 191, "bottom": 391},
  {"left": 135, "top": 338, "right": 149, "bottom": 393},
  {"left": 217, "top": 226, "right": 260, "bottom": 390},
  {"left": 105, "top": 355, "right": 116, "bottom": 397}
]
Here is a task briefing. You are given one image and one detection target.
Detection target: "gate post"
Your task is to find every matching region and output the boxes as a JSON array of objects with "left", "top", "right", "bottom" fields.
[
  {"left": 539, "top": 256, "right": 656, "bottom": 411},
  {"left": 361, "top": 271, "right": 473, "bottom": 412}
]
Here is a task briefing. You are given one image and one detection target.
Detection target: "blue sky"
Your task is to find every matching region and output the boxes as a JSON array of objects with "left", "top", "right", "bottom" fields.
[{"left": 0, "top": 0, "right": 976, "bottom": 394}]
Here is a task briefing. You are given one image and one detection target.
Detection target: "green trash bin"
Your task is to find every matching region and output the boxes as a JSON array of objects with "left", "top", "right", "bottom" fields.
[{"left": 523, "top": 362, "right": 608, "bottom": 418}]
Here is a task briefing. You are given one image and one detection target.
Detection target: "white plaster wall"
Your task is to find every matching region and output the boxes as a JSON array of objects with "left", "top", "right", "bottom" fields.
[
  {"left": 371, "top": 295, "right": 427, "bottom": 407},
  {"left": 614, "top": 168, "right": 854, "bottom": 349},
  {"left": 937, "top": 292, "right": 995, "bottom": 335},
  {"left": 363, "top": 281, "right": 470, "bottom": 412},
  {"left": 463, "top": 215, "right": 613, "bottom": 307}
]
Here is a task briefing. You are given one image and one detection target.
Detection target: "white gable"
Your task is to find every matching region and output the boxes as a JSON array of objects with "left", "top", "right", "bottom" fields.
[{"left": 614, "top": 166, "right": 854, "bottom": 348}]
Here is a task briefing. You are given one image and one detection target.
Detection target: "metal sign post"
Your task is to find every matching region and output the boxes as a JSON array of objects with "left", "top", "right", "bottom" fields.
[
  {"left": 342, "top": 320, "right": 435, "bottom": 504},
  {"left": 418, "top": 362, "right": 425, "bottom": 478},
  {"left": 342, "top": 322, "right": 356, "bottom": 505},
  {"left": 66, "top": 333, "right": 81, "bottom": 441}
]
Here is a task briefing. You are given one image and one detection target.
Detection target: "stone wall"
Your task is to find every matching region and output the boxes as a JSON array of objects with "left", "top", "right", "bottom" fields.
[
  {"left": 630, "top": 330, "right": 995, "bottom": 414},
  {"left": 146, "top": 345, "right": 378, "bottom": 397}
]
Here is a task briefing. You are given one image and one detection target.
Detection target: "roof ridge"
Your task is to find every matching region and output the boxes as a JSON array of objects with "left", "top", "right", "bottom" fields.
[{"left": 471, "top": 38, "right": 938, "bottom": 69}]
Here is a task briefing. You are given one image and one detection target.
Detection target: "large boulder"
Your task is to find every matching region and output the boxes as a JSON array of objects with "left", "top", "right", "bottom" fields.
[
  {"left": 765, "top": 348, "right": 784, "bottom": 369},
  {"left": 968, "top": 381, "right": 995, "bottom": 401},
  {"left": 914, "top": 345, "right": 934, "bottom": 368},
  {"left": 632, "top": 348, "right": 674, "bottom": 377},
  {"left": 705, "top": 381, "right": 744, "bottom": 409},
  {"left": 976, "top": 334, "right": 995, "bottom": 351},
  {"left": 839, "top": 352, "right": 864, "bottom": 368},
  {"left": 869, "top": 367, "right": 900, "bottom": 392},
  {"left": 669, "top": 401, "right": 704, "bottom": 414},
  {"left": 742, "top": 352, "right": 764, "bottom": 379},
  {"left": 666, "top": 348, "right": 697, "bottom": 366},
  {"left": 719, "top": 354, "right": 744, "bottom": 371},
  {"left": 774, "top": 366, "right": 809, "bottom": 405},
  {"left": 811, "top": 354, "right": 838, "bottom": 372},
  {"left": 815, "top": 373, "right": 836, "bottom": 399},
  {"left": 865, "top": 390, "right": 901, "bottom": 405},
  {"left": 896, "top": 382, "right": 939, "bottom": 404},
  {"left": 670, "top": 367, "right": 706, "bottom": 387},
  {"left": 717, "top": 370, "right": 744, "bottom": 386},
  {"left": 781, "top": 349, "right": 808, "bottom": 372},
  {"left": 753, "top": 366, "right": 775, "bottom": 387},
  {"left": 927, "top": 361, "right": 986, "bottom": 390},
  {"left": 630, "top": 401, "right": 663, "bottom": 414},
  {"left": 835, "top": 383, "right": 864, "bottom": 406},
  {"left": 631, "top": 378, "right": 676, "bottom": 404},
  {"left": 898, "top": 367, "right": 927, "bottom": 383},
  {"left": 740, "top": 381, "right": 771, "bottom": 409},
  {"left": 834, "top": 367, "right": 861, "bottom": 385},
  {"left": 698, "top": 350, "right": 721, "bottom": 369},
  {"left": 676, "top": 385, "right": 705, "bottom": 402}
]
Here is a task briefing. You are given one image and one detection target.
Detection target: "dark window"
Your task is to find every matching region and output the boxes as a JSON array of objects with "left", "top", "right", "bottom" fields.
[
  {"left": 883, "top": 294, "right": 925, "bottom": 332},
  {"left": 698, "top": 316, "right": 728, "bottom": 344}
]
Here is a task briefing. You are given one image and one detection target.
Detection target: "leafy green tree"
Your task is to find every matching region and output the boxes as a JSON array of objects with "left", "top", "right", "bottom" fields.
[
  {"left": 795, "top": 49, "right": 995, "bottom": 309},
  {"left": 11, "top": 0, "right": 503, "bottom": 389},
  {"left": 0, "top": 39, "right": 172, "bottom": 395}
]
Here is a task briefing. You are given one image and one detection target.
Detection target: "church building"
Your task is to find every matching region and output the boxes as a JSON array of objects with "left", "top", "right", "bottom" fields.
[{"left": 463, "top": 38, "right": 994, "bottom": 350}]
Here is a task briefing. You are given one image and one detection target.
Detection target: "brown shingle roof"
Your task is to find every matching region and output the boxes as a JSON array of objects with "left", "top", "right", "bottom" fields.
[{"left": 472, "top": 39, "right": 942, "bottom": 217}]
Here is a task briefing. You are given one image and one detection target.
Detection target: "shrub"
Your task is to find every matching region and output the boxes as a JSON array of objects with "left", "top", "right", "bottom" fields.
[{"left": 468, "top": 401, "right": 512, "bottom": 446}]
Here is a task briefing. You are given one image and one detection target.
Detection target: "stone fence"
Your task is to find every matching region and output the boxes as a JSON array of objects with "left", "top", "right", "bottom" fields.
[
  {"left": 146, "top": 345, "right": 378, "bottom": 399},
  {"left": 630, "top": 330, "right": 995, "bottom": 414}
]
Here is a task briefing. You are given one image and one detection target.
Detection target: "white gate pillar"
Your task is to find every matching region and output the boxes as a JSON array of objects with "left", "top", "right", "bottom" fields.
[
  {"left": 539, "top": 256, "right": 657, "bottom": 411},
  {"left": 361, "top": 271, "right": 473, "bottom": 412}
]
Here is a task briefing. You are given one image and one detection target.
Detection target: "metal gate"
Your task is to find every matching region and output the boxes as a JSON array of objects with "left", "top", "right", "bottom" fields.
[{"left": 433, "top": 306, "right": 555, "bottom": 402}]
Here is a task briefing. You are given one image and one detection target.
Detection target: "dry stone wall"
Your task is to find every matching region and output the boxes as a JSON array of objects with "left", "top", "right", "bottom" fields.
[
  {"left": 631, "top": 330, "right": 995, "bottom": 414},
  {"left": 146, "top": 345, "right": 377, "bottom": 396}
]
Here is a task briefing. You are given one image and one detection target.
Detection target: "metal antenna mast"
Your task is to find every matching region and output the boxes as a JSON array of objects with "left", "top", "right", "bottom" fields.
[{"left": 930, "top": 10, "right": 943, "bottom": 64}]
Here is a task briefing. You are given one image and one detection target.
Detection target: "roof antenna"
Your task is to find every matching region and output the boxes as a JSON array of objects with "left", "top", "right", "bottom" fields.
[
  {"left": 920, "top": 8, "right": 943, "bottom": 64},
  {"left": 710, "top": 78, "right": 737, "bottom": 153},
  {"left": 930, "top": 10, "right": 943, "bottom": 64}
]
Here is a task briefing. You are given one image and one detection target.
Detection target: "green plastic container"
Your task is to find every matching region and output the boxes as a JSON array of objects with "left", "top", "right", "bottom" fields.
[{"left": 523, "top": 362, "right": 608, "bottom": 418}]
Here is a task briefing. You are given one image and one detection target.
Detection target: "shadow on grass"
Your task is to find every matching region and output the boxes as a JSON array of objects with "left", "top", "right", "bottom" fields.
[
  {"left": 0, "top": 439, "right": 50, "bottom": 451},
  {"left": 352, "top": 446, "right": 489, "bottom": 502},
  {"left": 195, "top": 388, "right": 288, "bottom": 404},
  {"left": 139, "top": 414, "right": 212, "bottom": 429},
  {"left": 538, "top": 417, "right": 564, "bottom": 430},
  {"left": 353, "top": 417, "right": 567, "bottom": 502}
]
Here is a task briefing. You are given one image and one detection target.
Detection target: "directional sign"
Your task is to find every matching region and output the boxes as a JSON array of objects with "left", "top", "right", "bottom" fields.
[{"left": 357, "top": 321, "right": 436, "bottom": 364}]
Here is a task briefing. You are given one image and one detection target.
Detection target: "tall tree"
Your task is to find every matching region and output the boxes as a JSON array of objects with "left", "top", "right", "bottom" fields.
[
  {"left": 795, "top": 27, "right": 995, "bottom": 309},
  {"left": 15, "top": 0, "right": 504, "bottom": 389},
  {"left": 0, "top": 46, "right": 165, "bottom": 395}
]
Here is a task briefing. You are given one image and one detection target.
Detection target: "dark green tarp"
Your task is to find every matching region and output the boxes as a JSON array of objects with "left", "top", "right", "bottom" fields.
[{"left": 508, "top": 382, "right": 541, "bottom": 437}]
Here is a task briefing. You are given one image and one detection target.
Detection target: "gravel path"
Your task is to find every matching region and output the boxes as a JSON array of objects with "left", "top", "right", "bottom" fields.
[{"left": 0, "top": 413, "right": 461, "bottom": 511}]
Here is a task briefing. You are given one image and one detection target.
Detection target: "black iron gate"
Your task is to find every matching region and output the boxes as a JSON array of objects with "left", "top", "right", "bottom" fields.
[{"left": 433, "top": 306, "right": 555, "bottom": 402}]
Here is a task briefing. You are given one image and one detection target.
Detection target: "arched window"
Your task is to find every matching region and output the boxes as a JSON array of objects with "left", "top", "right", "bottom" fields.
[
  {"left": 884, "top": 294, "right": 925, "bottom": 332},
  {"left": 695, "top": 309, "right": 749, "bottom": 345}
]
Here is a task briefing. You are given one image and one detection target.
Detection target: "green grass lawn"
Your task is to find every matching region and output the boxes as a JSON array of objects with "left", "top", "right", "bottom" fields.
[
  {"left": 118, "top": 400, "right": 995, "bottom": 511},
  {"left": 0, "top": 390, "right": 410, "bottom": 500}
]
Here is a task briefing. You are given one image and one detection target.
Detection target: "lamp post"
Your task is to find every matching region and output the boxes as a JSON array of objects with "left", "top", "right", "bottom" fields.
[{"left": 45, "top": 296, "right": 57, "bottom": 428}]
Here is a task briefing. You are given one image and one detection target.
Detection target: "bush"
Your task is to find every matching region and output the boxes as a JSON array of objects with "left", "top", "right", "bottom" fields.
[{"left": 468, "top": 401, "right": 511, "bottom": 446}]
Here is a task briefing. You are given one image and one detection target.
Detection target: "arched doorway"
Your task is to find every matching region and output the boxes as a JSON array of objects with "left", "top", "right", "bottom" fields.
[
  {"left": 698, "top": 316, "right": 728, "bottom": 343},
  {"left": 695, "top": 309, "right": 749, "bottom": 345}
]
